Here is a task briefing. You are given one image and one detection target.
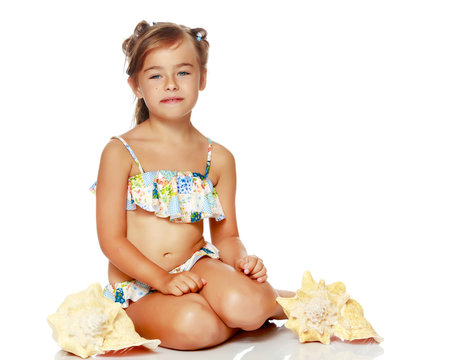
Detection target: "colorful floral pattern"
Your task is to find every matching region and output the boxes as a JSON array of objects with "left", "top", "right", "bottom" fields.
[
  {"left": 177, "top": 176, "right": 193, "bottom": 194},
  {"left": 90, "top": 136, "right": 226, "bottom": 223}
]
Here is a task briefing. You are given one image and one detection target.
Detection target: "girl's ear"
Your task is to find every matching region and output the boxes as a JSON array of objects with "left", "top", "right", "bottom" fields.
[
  {"left": 199, "top": 68, "right": 207, "bottom": 91},
  {"left": 128, "top": 77, "right": 143, "bottom": 98}
]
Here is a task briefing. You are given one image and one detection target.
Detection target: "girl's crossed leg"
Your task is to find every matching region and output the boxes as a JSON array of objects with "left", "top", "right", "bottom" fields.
[
  {"left": 126, "top": 291, "right": 238, "bottom": 350},
  {"left": 125, "top": 257, "right": 283, "bottom": 350},
  {"left": 192, "top": 257, "right": 283, "bottom": 330}
]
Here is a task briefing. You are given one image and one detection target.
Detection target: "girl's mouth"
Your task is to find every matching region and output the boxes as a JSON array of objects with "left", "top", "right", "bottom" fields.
[{"left": 161, "top": 97, "right": 183, "bottom": 104}]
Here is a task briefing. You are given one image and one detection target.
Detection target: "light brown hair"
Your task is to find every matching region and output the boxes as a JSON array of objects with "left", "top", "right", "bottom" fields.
[{"left": 123, "top": 21, "right": 210, "bottom": 125}]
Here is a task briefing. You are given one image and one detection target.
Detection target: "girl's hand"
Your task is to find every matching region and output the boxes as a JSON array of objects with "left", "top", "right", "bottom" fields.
[
  {"left": 157, "top": 272, "right": 207, "bottom": 296},
  {"left": 235, "top": 255, "right": 268, "bottom": 283}
]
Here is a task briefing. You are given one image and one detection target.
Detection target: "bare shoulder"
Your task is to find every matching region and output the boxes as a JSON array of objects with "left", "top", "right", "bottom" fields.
[
  {"left": 99, "top": 137, "right": 132, "bottom": 174},
  {"left": 211, "top": 141, "right": 236, "bottom": 176},
  {"left": 101, "top": 136, "right": 126, "bottom": 158},
  {"left": 212, "top": 140, "right": 235, "bottom": 163}
]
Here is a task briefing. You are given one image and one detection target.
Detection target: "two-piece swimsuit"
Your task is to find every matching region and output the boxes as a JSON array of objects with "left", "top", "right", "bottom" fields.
[{"left": 90, "top": 136, "right": 226, "bottom": 307}]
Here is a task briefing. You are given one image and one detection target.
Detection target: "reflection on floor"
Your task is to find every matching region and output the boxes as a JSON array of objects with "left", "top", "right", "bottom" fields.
[{"left": 55, "top": 320, "right": 384, "bottom": 360}]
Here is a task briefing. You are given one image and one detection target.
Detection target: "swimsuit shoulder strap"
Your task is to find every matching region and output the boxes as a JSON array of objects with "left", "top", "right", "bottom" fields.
[
  {"left": 112, "top": 136, "right": 145, "bottom": 174},
  {"left": 204, "top": 138, "right": 212, "bottom": 178}
]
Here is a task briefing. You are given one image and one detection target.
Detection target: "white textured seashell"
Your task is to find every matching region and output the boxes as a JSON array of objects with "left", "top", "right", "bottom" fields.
[
  {"left": 48, "top": 283, "right": 161, "bottom": 358},
  {"left": 277, "top": 271, "right": 383, "bottom": 344}
]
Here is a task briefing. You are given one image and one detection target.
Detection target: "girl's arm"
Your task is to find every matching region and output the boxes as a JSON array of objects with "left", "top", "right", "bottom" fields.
[
  {"left": 96, "top": 139, "right": 204, "bottom": 295},
  {"left": 209, "top": 143, "right": 268, "bottom": 282}
]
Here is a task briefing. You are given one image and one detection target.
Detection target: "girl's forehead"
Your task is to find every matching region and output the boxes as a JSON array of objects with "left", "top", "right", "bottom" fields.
[{"left": 143, "top": 39, "right": 199, "bottom": 68}]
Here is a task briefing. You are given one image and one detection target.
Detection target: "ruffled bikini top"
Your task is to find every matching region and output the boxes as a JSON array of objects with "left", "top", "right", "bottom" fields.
[{"left": 90, "top": 136, "right": 225, "bottom": 224}]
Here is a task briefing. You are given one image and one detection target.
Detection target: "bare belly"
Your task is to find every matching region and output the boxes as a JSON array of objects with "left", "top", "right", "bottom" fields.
[{"left": 108, "top": 207, "right": 205, "bottom": 284}]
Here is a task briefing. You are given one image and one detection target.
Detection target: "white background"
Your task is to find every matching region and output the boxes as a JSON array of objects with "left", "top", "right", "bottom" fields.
[{"left": 1, "top": 0, "right": 449, "bottom": 358}]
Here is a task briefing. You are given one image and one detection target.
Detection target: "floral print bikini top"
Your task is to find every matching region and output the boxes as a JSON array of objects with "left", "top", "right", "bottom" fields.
[{"left": 90, "top": 136, "right": 225, "bottom": 224}]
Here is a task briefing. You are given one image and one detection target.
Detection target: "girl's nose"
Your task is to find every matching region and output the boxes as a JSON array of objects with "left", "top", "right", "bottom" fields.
[{"left": 165, "top": 75, "right": 178, "bottom": 91}]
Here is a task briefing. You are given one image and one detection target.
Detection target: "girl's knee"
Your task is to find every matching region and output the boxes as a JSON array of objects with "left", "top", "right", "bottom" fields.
[
  {"left": 220, "top": 282, "right": 278, "bottom": 331},
  {"left": 127, "top": 294, "right": 229, "bottom": 350},
  {"left": 168, "top": 298, "right": 227, "bottom": 350}
]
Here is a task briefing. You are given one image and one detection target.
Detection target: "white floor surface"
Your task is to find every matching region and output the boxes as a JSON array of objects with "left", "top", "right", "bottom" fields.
[{"left": 53, "top": 320, "right": 384, "bottom": 360}]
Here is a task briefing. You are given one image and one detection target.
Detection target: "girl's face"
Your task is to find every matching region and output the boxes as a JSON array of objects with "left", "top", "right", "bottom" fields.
[{"left": 129, "top": 37, "right": 206, "bottom": 122}]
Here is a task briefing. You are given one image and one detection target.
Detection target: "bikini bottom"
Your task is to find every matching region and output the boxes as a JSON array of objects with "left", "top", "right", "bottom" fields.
[{"left": 103, "top": 241, "right": 219, "bottom": 308}]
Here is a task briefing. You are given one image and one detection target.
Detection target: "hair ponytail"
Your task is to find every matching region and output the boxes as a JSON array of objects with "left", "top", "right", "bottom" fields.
[{"left": 135, "top": 98, "right": 149, "bottom": 125}]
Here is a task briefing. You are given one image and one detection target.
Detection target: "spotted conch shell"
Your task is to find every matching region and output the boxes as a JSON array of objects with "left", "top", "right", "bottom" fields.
[
  {"left": 276, "top": 271, "right": 383, "bottom": 344},
  {"left": 48, "top": 283, "right": 161, "bottom": 358}
]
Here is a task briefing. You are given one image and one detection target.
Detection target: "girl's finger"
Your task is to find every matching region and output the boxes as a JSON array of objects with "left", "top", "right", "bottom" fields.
[
  {"left": 184, "top": 277, "right": 199, "bottom": 292},
  {"left": 245, "top": 256, "right": 260, "bottom": 273},
  {"left": 176, "top": 281, "right": 190, "bottom": 294},
  {"left": 235, "top": 258, "right": 245, "bottom": 271},
  {"left": 171, "top": 287, "right": 183, "bottom": 296},
  {"left": 186, "top": 271, "right": 204, "bottom": 290},
  {"left": 256, "top": 275, "right": 268, "bottom": 283},
  {"left": 250, "top": 260, "right": 264, "bottom": 274},
  {"left": 250, "top": 256, "right": 264, "bottom": 274},
  {"left": 238, "top": 258, "right": 249, "bottom": 273},
  {"left": 250, "top": 267, "right": 266, "bottom": 280}
]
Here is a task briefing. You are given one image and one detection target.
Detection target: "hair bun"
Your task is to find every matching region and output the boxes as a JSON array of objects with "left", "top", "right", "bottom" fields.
[
  {"left": 122, "top": 20, "right": 151, "bottom": 56},
  {"left": 191, "top": 27, "right": 207, "bottom": 41},
  {"left": 134, "top": 20, "right": 151, "bottom": 37}
]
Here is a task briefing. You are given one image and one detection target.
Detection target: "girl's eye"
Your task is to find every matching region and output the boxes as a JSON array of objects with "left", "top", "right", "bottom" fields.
[{"left": 149, "top": 72, "right": 188, "bottom": 79}]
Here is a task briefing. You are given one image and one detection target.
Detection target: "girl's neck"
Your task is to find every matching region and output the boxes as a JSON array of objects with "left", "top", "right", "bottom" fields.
[{"left": 143, "top": 114, "right": 197, "bottom": 143}]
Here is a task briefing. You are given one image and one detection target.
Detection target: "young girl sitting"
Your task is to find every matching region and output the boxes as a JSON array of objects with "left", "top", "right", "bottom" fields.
[{"left": 92, "top": 20, "right": 293, "bottom": 350}]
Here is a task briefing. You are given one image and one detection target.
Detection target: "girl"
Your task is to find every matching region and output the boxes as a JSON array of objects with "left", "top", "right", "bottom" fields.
[{"left": 93, "top": 20, "right": 293, "bottom": 350}]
